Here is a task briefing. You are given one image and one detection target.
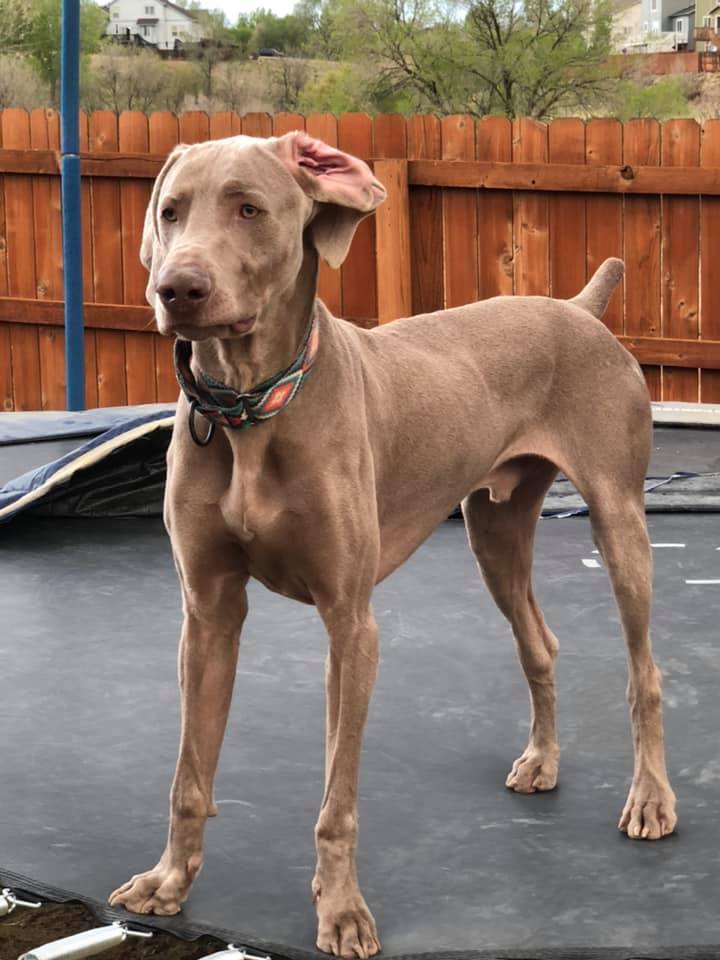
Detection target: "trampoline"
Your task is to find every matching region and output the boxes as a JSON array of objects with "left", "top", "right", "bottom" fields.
[{"left": 1, "top": 410, "right": 720, "bottom": 959}]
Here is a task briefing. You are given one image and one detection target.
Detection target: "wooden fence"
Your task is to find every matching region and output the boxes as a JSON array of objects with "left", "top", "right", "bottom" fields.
[{"left": 2, "top": 108, "right": 720, "bottom": 410}]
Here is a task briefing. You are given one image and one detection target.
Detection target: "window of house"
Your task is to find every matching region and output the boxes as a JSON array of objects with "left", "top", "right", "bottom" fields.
[
  {"left": 112, "top": 11, "right": 119, "bottom": 17},
  {"left": 716, "top": 14, "right": 720, "bottom": 30},
  {"left": 650, "top": 0, "right": 657, "bottom": 12},
  {"left": 172, "top": 26, "right": 179, "bottom": 35},
  {"left": 675, "top": 17, "right": 686, "bottom": 33},
  {"left": 143, "top": 24, "right": 149, "bottom": 35},
  {"left": 704, "top": 15, "right": 712, "bottom": 24},
  {"left": 643, "top": 19, "right": 649, "bottom": 30},
  {"left": 145, "top": 5, "right": 155, "bottom": 13}
]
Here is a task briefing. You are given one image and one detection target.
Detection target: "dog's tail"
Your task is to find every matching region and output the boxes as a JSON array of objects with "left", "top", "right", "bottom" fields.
[{"left": 570, "top": 257, "right": 624, "bottom": 320}]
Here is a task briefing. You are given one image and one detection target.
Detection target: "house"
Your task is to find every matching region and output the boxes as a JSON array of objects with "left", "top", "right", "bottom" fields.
[
  {"left": 670, "top": 4, "right": 695, "bottom": 48},
  {"left": 105, "top": 0, "right": 206, "bottom": 51},
  {"left": 694, "top": 0, "right": 720, "bottom": 48},
  {"left": 612, "top": 0, "right": 644, "bottom": 50},
  {"left": 640, "top": 0, "right": 696, "bottom": 47}
]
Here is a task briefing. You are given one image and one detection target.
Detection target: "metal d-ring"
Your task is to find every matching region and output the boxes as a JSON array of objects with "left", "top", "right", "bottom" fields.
[{"left": 188, "top": 399, "right": 216, "bottom": 447}]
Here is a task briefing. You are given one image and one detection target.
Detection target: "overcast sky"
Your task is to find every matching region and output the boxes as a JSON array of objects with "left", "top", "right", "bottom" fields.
[{"left": 210, "top": 0, "right": 297, "bottom": 21}]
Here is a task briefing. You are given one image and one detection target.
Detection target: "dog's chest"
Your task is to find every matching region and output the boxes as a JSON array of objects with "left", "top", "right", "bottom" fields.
[{"left": 217, "top": 445, "right": 303, "bottom": 549}]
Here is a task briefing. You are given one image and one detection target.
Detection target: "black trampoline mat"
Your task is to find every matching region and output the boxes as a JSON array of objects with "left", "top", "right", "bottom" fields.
[
  {"left": 1, "top": 513, "right": 720, "bottom": 957},
  {"left": 649, "top": 427, "right": 720, "bottom": 476},
  {"left": 0, "top": 438, "right": 86, "bottom": 487}
]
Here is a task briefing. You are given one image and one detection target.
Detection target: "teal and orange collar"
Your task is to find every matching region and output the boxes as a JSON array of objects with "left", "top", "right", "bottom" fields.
[{"left": 174, "top": 314, "right": 319, "bottom": 446}]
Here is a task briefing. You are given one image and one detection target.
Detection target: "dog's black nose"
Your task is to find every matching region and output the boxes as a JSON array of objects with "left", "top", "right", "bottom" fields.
[{"left": 157, "top": 266, "right": 212, "bottom": 312}]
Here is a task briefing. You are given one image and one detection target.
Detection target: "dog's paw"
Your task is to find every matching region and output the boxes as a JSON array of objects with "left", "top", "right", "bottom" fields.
[
  {"left": 506, "top": 746, "right": 559, "bottom": 794},
  {"left": 619, "top": 779, "right": 677, "bottom": 840},
  {"left": 315, "top": 887, "right": 381, "bottom": 958},
  {"left": 108, "top": 858, "right": 200, "bottom": 916}
]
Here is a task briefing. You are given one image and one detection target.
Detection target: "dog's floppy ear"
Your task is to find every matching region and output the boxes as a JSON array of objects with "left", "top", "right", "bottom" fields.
[
  {"left": 140, "top": 144, "right": 191, "bottom": 277},
  {"left": 272, "top": 132, "right": 386, "bottom": 269}
]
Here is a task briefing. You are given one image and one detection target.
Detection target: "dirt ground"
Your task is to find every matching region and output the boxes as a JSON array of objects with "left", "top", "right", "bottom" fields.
[{"left": 0, "top": 901, "right": 226, "bottom": 960}]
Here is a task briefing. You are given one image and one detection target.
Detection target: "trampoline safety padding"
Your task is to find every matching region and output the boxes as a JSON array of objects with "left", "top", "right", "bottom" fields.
[{"left": 1, "top": 413, "right": 720, "bottom": 960}]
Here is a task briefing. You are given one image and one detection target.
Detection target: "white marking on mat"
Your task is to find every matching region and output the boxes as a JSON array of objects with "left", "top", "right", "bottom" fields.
[
  {"left": 582, "top": 559, "right": 601, "bottom": 568},
  {"left": 685, "top": 579, "right": 720, "bottom": 585},
  {"left": 652, "top": 543, "right": 686, "bottom": 548}
]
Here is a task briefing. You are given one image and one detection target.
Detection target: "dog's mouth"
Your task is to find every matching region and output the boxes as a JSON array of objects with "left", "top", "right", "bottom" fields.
[{"left": 157, "top": 313, "right": 257, "bottom": 340}]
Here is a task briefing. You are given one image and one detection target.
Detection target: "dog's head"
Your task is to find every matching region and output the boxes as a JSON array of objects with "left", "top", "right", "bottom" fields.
[{"left": 141, "top": 133, "right": 386, "bottom": 340}]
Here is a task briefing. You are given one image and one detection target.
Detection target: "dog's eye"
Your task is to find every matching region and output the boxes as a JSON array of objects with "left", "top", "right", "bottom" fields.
[
  {"left": 240, "top": 204, "right": 259, "bottom": 220},
  {"left": 161, "top": 207, "right": 177, "bottom": 223}
]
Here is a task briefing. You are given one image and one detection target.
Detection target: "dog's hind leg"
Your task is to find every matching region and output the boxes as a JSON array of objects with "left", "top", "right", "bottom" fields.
[
  {"left": 462, "top": 457, "right": 560, "bottom": 794},
  {"left": 581, "top": 481, "right": 677, "bottom": 839}
]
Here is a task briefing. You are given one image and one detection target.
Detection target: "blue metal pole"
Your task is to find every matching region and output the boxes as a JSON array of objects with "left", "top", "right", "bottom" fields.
[{"left": 60, "top": 0, "right": 85, "bottom": 410}]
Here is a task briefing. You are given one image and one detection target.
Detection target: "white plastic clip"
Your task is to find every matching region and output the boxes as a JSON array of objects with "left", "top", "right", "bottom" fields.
[
  {"left": 0, "top": 889, "right": 42, "bottom": 918},
  {"left": 17, "top": 922, "right": 152, "bottom": 960},
  {"left": 203, "top": 948, "right": 272, "bottom": 960}
]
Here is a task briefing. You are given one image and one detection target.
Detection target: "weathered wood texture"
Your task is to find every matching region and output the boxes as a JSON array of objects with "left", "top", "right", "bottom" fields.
[{"left": 1, "top": 109, "right": 719, "bottom": 408}]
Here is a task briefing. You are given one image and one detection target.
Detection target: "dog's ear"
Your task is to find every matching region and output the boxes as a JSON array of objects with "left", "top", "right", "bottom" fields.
[
  {"left": 141, "top": 144, "right": 191, "bottom": 282},
  {"left": 272, "top": 132, "right": 386, "bottom": 269}
]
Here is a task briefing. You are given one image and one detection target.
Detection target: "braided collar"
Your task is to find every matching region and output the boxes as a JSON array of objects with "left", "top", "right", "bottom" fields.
[{"left": 174, "top": 313, "right": 319, "bottom": 445}]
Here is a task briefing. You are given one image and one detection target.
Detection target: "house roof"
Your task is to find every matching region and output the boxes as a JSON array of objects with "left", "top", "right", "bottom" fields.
[
  {"left": 672, "top": 4, "right": 694, "bottom": 14},
  {"left": 613, "top": 0, "right": 640, "bottom": 14},
  {"left": 104, "top": 0, "right": 199, "bottom": 21}
]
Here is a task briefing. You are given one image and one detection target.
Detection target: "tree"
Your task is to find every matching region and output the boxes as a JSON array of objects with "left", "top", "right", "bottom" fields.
[
  {"left": 26, "top": 0, "right": 106, "bottom": 103},
  {"left": 612, "top": 76, "right": 691, "bottom": 121},
  {"left": 462, "top": 0, "right": 614, "bottom": 118},
  {"left": 0, "top": 54, "right": 49, "bottom": 109},
  {"left": 188, "top": 9, "right": 233, "bottom": 99},
  {"left": 82, "top": 47, "right": 200, "bottom": 114},
  {"left": 0, "top": 0, "right": 34, "bottom": 50},
  {"left": 251, "top": 9, "right": 313, "bottom": 54},
  {"left": 327, "top": 0, "right": 615, "bottom": 118},
  {"left": 273, "top": 58, "right": 311, "bottom": 108}
]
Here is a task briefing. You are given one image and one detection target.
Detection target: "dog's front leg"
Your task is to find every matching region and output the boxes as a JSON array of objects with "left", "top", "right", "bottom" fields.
[
  {"left": 110, "top": 564, "right": 248, "bottom": 916},
  {"left": 313, "top": 606, "right": 381, "bottom": 959}
]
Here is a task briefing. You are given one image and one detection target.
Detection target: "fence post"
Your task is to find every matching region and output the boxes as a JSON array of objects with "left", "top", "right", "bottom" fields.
[{"left": 374, "top": 158, "right": 411, "bottom": 323}]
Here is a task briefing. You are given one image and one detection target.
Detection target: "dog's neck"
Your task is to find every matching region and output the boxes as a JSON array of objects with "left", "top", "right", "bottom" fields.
[{"left": 191, "top": 248, "right": 319, "bottom": 393}]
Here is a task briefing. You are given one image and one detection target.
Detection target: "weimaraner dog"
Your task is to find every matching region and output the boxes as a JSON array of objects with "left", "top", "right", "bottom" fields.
[{"left": 109, "top": 132, "right": 677, "bottom": 957}]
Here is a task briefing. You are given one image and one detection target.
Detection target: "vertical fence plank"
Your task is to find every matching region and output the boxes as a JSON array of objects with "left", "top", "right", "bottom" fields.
[
  {"left": 0, "top": 113, "right": 12, "bottom": 410},
  {"left": 476, "top": 116, "right": 513, "bottom": 299},
  {"left": 209, "top": 112, "right": 241, "bottom": 139},
  {"left": 149, "top": 114, "right": 179, "bottom": 401},
  {"left": 512, "top": 119, "right": 549, "bottom": 296},
  {"left": 586, "top": 119, "right": 624, "bottom": 334},
  {"left": 90, "top": 111, "right": 126, "bottom": 407},
  {"left": 373, "top": 114, "right": 407, "bottom": 159},
  {"left": 179, "top": 111, "right": 210, "bottom": 143},
  {"left": 548, "top": 118, "right": 586, "bottom": 299},
  {"left": 82, "top": 109, "right": 98, "bottom": 407},
  {"left": 624, "top": 119, "right": 662, "bottom": 399},
  {"left": 84, "top": 330, "right": 98, "bottom": 409},
  {"left": 118, "top": 112, "right": 150, "bottom": 306},
  {"left": 273, "top": 112, "right": 305, "bottom": 136},
  {"left": 31, "top": 109, "right": 65, "bottom": 409},
  {"left": 79, "top": 112, "right": 94, "bottom": 304},
  {"left": 119, "top": 111, "right": 156, "bottom": 406},
  {"left": 241, "top": 113, "right": 273, "bottom": 138},
  {"left": 375, "top": 160, "right": 411, "bottom": 323},
  {"left": 700, "top": 120, "right": 720, "bottom": 402},
  {"left": 30, "top": 109, "right": 63, "bottom": 300},
  {"left": 407, "top": 115, "right": 443, "bottom": 315},
  {"left": 149, "top": 111, "right": 180, "bottom": 156},
  {"left": 442, "top": 115, "right": 478, "bottom": 308},
  {"left": 306, "top": 113, "right": 342, "bottom": 316},
  {"left": 662, "top": 119, "right": 701, "bottom": 402},
  {"left": 2, "top": 108, "right": 41, "bottom": 410},
  {"left": 338, "top": 113, "right": 377, "bottom": 323}
]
